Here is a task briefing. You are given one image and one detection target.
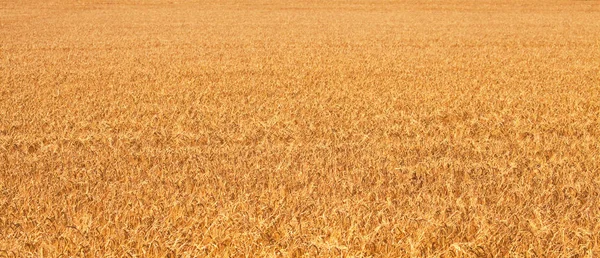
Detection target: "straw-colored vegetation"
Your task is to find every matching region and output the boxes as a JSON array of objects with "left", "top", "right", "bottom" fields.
[{"left": 1, "top": 0, "right": 599, "bottom": 256}]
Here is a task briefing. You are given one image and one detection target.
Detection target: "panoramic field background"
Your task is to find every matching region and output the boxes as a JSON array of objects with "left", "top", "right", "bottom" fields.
[{"left": 1, "top": 0, "right": 600, "bottom": 256}]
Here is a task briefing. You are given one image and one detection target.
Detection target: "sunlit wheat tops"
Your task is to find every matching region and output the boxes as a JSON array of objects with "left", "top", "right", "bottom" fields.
[{"left": 1, "top": 0, "right": 600, "bottom": 256}]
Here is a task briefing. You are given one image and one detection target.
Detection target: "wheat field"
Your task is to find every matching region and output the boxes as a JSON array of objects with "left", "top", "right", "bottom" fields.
[{"left": 1, "top": 0, "right": 600, "bottom": 256}]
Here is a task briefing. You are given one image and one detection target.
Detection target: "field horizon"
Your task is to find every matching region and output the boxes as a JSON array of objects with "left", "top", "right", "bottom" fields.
[{"left": 1, "top": 0, "right": 600, "bottom": 256}]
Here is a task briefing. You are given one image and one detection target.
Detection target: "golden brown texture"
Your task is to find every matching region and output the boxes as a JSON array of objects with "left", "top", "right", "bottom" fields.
[{"left": 1, "top": 0, "right": 600, "bottom": 256}]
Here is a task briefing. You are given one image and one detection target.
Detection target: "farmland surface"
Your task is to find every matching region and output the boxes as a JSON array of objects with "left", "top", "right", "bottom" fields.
[{"left": 1, "top": 0, "right": 600, "bottom": 256}]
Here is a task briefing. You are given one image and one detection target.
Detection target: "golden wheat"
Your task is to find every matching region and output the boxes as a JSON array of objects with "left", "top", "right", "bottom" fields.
[{"left": 1, "top": 0, "right": 600, "bottom": 256}]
